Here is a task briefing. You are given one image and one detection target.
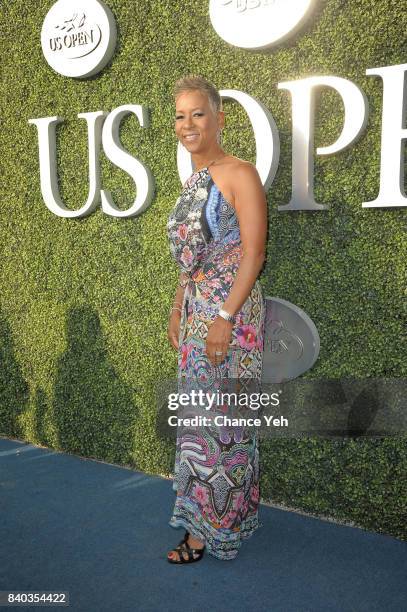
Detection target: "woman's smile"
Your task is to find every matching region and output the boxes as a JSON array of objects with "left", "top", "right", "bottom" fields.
[{"left": 184, "top": 133, "right": 200, "bottom": 142}]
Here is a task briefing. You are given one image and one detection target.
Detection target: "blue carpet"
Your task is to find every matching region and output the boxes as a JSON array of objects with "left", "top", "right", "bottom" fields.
[{"left": 0, "top": 436, "right": 405, "bottom": 612}]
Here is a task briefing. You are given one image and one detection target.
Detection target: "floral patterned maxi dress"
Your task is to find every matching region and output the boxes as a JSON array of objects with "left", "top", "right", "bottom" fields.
[{"left": 166, "top": 167, "right": 266, "bottom": 560}]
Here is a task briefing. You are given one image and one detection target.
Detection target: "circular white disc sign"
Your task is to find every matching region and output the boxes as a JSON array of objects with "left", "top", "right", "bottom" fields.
[
  {"left": 209, "top": 0, "right": 315, "bottom": 50},
  {"left": 41, "top": 0, "right": 117, "bottom": 78}
]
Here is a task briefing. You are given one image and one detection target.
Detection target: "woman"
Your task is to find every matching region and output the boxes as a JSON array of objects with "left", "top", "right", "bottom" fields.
[{"left": 166, "top": 75, "right": 267, "bottom": 563}]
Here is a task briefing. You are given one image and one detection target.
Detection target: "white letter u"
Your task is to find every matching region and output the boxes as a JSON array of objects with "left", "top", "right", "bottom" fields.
[{"left": 28, "top": 111, "right": 107, "bottom": 218}]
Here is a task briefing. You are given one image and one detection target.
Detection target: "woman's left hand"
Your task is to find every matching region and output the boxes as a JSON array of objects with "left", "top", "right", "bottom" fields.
[{"left": 206, "top": 316, "right": 233, "bottom": 366}]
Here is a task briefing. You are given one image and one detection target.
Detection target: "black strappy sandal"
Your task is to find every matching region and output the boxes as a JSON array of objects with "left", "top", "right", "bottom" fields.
[{"left": 167, "top": 530, "right": 206, "bottom": 564}]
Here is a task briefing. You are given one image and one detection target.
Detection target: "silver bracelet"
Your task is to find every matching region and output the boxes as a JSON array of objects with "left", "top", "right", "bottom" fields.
[{"left": 218, "top": 307, "right": 236, "bottom": 324}]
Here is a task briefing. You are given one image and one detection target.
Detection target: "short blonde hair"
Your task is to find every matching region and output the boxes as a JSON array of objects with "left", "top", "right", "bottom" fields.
[{"left": 173, "top": 74, "right": 222, "bottom": 116}]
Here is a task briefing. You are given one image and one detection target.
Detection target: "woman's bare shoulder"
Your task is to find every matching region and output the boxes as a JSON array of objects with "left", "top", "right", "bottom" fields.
[
  {"left": 224, "top": 156, "right": 260, "bottom": 184},
  {"left": 223, "top": 155, "right": 257, "bottom": 176}
]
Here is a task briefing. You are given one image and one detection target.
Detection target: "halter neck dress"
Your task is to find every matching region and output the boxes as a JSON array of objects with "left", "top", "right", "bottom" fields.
[{"left": 167, "top": 166, "right": 266, "bottom": 560}]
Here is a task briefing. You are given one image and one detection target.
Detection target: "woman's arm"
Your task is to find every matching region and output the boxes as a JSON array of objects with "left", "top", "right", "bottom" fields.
[
  {"left": 221, "top": 163, "right": 267, "bottom": 315},
  {"left": 167, "top": 271, "right": 188, "bottom": 350},
  {"left": 205, "top": 162, "right": 267, "bottom": 365},
  {"left": 173, "top": 271, "right": 188, "bottom": 307}
]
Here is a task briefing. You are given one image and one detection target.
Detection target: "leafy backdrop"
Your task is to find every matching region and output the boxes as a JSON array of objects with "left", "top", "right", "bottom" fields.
[{"left": 0, "top": 0, "right": 405, "bottom": 539}]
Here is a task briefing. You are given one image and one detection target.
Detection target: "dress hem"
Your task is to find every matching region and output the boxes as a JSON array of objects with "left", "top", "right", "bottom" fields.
[{"left": 168, "top": 513, "right": 263, "bottom": 561}]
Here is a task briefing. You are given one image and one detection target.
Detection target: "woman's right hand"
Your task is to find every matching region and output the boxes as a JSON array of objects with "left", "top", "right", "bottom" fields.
[{"left": 168, "top": 310, "right": 181, "bottom": 350}]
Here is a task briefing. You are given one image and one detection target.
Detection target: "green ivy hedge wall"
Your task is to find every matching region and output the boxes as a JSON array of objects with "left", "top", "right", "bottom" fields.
[{"left": 1, "top": 0, "right": 406, "bottom": 539}]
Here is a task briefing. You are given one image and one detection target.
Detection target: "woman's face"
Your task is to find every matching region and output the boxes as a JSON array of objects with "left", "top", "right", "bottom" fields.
[{"left": 175, "top": 89, "right": 222, "bottom": 153}]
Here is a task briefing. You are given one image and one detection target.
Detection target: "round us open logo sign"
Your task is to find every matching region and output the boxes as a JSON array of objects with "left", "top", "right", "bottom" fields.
[
  {"left": 41, "top": 0, "right": 117, "bottom": 78},
  {"left": 209, "top": 0, "right": 316, "bottom": 50}
]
